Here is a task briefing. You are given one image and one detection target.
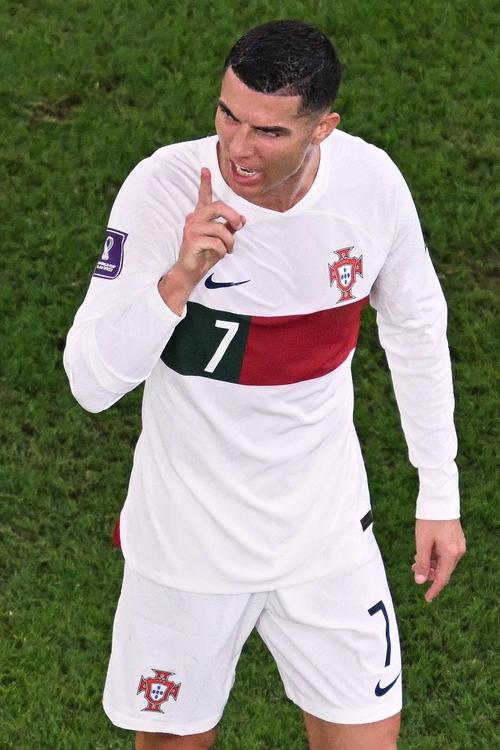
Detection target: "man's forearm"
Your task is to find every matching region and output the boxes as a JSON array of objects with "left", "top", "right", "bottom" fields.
[
  {"left": 158, "top": 263, "right": 197, "bottom": 316},
  {"left": 64, "top": 281, "right": 183, "bottom": 413}
]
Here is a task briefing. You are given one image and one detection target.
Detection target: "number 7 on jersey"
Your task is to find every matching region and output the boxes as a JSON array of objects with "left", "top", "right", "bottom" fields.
[{"left": 204, "top": 320, "right": 240, "bottom": 373}]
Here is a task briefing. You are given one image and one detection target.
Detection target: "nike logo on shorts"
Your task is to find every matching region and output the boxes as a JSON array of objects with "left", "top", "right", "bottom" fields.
[
  {"left": 205, "top": 274, "right": 250, "bottom": 289},
  {"left": 375, "top": 672, "right": 401, "bottom": 697}
]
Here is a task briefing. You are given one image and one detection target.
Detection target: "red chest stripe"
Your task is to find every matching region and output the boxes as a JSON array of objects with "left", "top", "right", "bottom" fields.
[
  {"left": 161, "top": 297, "right": 368, "bottom": 386},
  {"left": 239, "top": 297, "right": 368, "bottom": 385}
]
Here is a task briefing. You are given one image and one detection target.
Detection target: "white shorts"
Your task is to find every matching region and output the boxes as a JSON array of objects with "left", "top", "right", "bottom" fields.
[{"left": 103, "top": 531, "right": 401, "bottom": 735}]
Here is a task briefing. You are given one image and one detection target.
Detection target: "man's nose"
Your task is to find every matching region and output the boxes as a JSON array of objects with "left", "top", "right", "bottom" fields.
[{"left": 229, "top": 125, "right": 254, "bottom": 159}]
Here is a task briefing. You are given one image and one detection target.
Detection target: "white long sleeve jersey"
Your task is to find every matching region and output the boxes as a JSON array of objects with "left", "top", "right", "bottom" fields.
[{"left": 64, "top": 130, "right": 459, "bottom": 593}]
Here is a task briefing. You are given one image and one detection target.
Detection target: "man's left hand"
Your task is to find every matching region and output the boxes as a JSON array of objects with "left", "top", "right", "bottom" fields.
[{"left": 413, "top": 519, "right": 466, "bottom": 602}]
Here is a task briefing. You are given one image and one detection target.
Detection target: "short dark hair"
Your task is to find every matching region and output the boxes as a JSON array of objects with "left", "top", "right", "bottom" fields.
[{"left": 223, "top": 20, "right": 341, "bottom": 114}]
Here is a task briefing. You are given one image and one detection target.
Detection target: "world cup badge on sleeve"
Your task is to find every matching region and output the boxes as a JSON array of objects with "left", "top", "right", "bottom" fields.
[
  {"left": 137, "top": 669, "right": 182, "bottom": 713},
  {"left": 93, "top": 228, "right": 127, "bottom": 279},
  {"left": 328, "top": 246, "right": 363, "bottom": 303}
]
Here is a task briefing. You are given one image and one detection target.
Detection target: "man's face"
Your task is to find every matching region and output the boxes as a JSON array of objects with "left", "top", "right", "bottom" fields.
[{"left": 215, "top": 67, "right": 338, "bottom": 210}]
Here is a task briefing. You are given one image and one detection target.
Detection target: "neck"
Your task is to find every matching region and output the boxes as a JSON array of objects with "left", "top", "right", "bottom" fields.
[{"left": 258, "top": 146, "right": 321, "bottom": 212}]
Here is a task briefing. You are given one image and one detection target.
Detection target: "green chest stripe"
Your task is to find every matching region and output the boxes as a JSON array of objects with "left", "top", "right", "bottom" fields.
[{"left": 161, "top": 302, "right": 251, "bottom": 383}]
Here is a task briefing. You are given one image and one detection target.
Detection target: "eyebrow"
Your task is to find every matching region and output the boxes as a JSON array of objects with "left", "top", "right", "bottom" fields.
[{"left": 217, "top": 99, "right": 292, "bottom": 135}]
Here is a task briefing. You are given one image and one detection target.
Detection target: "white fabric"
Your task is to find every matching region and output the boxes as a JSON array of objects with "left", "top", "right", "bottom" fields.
[
  {"left": 64, "top": 130, "right": 459, "bottom": 593},
  {"left": 103, "top": 532, "right": 401, "bottom": 732}
]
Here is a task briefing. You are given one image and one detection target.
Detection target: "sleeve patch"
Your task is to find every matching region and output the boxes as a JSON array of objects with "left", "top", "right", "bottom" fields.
[{"left": 93, "top": 228, "right": 127, "bottom": 279}]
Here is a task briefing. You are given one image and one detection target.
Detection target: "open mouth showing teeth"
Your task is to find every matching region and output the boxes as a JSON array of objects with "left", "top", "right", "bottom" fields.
[{"left": 234, "top": 163, "right": 257, "bottom": 176}]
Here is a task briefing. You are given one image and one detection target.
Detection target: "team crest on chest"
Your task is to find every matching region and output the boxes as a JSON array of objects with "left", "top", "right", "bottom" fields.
[
  {"left": 328, "top": 246, "right": 363, "bottom": 303},
  {"left": 137, "top": 669, "right": 181, "bottom": 713}
]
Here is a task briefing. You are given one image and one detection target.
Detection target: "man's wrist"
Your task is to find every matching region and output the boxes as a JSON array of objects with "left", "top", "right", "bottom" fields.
[{"left": 158, "top": 264, "right": 197, "bottom": 316}]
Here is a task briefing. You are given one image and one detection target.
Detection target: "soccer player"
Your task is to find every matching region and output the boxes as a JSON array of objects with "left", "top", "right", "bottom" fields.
[{"left": 64, "top": 20, "right": 466, "bottom": 750}]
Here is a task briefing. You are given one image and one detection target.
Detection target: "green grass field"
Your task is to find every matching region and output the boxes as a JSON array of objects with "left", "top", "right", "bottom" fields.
[{"left": 1, "top": 1, "right": 499, "bottom": 748}]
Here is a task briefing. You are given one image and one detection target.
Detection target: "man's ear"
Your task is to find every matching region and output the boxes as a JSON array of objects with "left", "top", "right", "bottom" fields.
[{"left": 312, "top": 112, "right": 341, "bottom": 144}]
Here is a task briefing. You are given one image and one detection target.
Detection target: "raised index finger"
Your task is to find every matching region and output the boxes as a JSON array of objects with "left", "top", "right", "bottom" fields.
[{"left": 196, "top": 167, "right": 213, "bottom": 209}]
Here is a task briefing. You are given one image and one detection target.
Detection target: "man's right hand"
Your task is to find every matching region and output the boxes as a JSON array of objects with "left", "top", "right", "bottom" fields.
[{"left": 158, "top": 168, "right": 245, "bottom": 315}]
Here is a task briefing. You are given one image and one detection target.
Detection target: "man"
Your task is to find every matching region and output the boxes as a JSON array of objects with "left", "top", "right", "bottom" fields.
[{"left": 64, "top": 20, "right": 465, "bottom": 750}]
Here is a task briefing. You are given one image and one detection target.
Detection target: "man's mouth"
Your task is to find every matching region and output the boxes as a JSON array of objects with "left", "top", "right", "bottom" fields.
[
  {"left": 233, "top": 162, "right": 257, "bottom": 176},
  {"left": 230, "top": 159, "right": 261, "bottom": 185}
]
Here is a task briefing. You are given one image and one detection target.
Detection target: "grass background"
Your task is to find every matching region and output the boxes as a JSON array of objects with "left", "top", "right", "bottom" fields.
[{"left": 1, "top": 0, "right": 499, "bottom": 748}]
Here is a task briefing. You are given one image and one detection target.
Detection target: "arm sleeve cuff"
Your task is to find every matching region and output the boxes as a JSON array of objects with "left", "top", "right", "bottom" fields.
[{"left": 416, "top": 463, "right": 460, "bottom": 519}]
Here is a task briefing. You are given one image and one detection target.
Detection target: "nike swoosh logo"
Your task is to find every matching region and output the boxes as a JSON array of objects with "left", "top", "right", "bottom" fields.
[
  {"left": 375, "top": 673, "right": 401, "bottom": 697},
  {"left": 205, "top": 274, "right": 250, "bottom": 289}
]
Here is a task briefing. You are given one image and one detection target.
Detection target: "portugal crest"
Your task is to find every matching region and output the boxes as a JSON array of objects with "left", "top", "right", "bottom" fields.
[
  {"left": 328, "top": 246, "right": 363, "bottom": 303},
  {"left": 137, "top": 669, "right": 181, "bottom": 713}
]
